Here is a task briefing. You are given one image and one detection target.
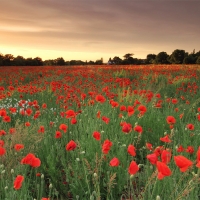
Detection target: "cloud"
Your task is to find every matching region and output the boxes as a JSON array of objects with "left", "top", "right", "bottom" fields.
[{"left": 0, "top": 0, "right": 200, "bottom": 60}]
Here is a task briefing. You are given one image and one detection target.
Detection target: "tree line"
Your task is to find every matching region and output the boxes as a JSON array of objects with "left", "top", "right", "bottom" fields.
[{"left": 0, "top": 49, "right": 200, "bottom": 66}]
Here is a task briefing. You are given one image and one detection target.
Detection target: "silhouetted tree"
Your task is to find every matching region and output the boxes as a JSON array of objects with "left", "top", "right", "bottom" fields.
[
  {"left": 169, "top": 49, "right": 187, "bottom": 64},
  {"left": 56, "top": 57, "right": 65, "bottom": 66},
  {"left": 3, "top": 54, "right": 14, "bottom": 66},
  {"left": 154, "top": 52, "right": 169, "bottom": 64},
  {"left": 196, "top": 56, "right": 200, "bottom": 64},
  {"left": 183, "top": 54, "right": 196, "bottom": 64},
  {"left": 112, "top": 56, "right": 122, "bottom": 65},
  {"left": 13, "top": 56, "right": 26, "bottom": 66},
  {"left": 146, "top": 54, "right": 156, "bottom": 64},
  {"left": 123, "top": 53, "right": 134, "bottom": 59}
]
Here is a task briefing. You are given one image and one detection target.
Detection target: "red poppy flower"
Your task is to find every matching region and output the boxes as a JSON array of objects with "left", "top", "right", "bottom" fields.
[
  {"left": 102, "top": 139, "right": 112, "bottom": 154},
  {"left": 38, "top": 126, "right": 45, "bottom": 133},
  {"left": 0, "top": 130, "right": 6, "bottom": 136},
  {"left": 25, "top": 122, "right": 31, "bottom": 127},
  {"left": 185, "top": 146, "right": 194, "bottom": 154},
  {"left": 146, "top": 153, "right": 158, "bottom": 165},
  {"left": 41, "top": 198, "right": 50, "bottom": 200},
  {"left": 128, "top": 161, "right": 139, "bottom": 175},
  {"left": 134, "top": 125, "right": 143, "bottom": 134},
  {"left": 127, "top": 106, "right": 134, "bottom": 116},
  {"left": 14, "top": 144, "right": 24, "bottom": 151},
  {"left": 166, "top": 116, "right": 176, "bottom": 124},
  {"left": 127, "top": 145, "right": 136, "bottom": 156},
  {"left": 186, "top": 124, "right": 194, "bottom": 131},
  {"left": 122, "top": 123, "right": 132, "bottom": 134},
  {"left": 110, "top": 157, "right": 120, "bottom": 167},
  {"left": 177, "top": 145, "right": 184, "bottom": 153},
  {"left": 161, "top": 150, "right": 171, "bottom": 164},
  {"left": 102, "top": 116, "right": 110, "bottom": 124},
  {"left": 65, "top": 110, "right": 76, "bottom": 118},
  {"left": 42, "top": 103, "right": 47, "bottom": 109},
  {"left": 171, "top": 98, "right": 178, "bottom": 104},
  {"left": 0, "top": 140, "right": 4, "bottom": 147},
  {"left": 93, "top": 131, "right": 101, "bottom": 140},
  {"left": 137, "top": 105, "right": 147, "bottom": 114},
  {"left": 146, "top": 142, "right": 153, "bottom": 151},
  {"left": 95, "top": 95, "right": 106, "bottom": 103},
  {"left": 3, "top": 115, "right": 11, "bottom": 122},
  {"left": 14, "top": 175, "right": 24, "bottom": 190},
  {"left": 9, "top": 128, "right": 16, "bottom": 134},
  {"left": 174, "top": 155, "right": 193, "bottom": 172},
  {"left": 0, "top": 146, "right": 6, "bottom": 156},
  {"left": 96, "top": 110, "right": 101, "bottom": 118},
  {"left": 21, "top": 153, "right": 41, "bottom": 168},
  {"left": 111, "top": 101, "right": 119, "bottom": 108},
  {"left": 59, "top": 124, "right": 68, "bottom": 133},
  {"left": 160, "top": 135, "right": 172, "bottom": 143},
  {"left": 71, "top": 118, "right": 77, "bottom": 125},
  {"left": 66, "top": 140, "right": 77, "bottom": 151},
  {"left": 120, "top": 105, "right": 126, "bottom": 111},
  {"left": 55, "top": 131, "right": 62, "bottom": 139},
  {"left": 25, "top": 108, "right": 33, "bottom": 116},
  {"left": 156, "top": 161, "right": 172, "bottom": 180},
  {"left": 154, "top": 146, "right": 164, "bottom": 156}
]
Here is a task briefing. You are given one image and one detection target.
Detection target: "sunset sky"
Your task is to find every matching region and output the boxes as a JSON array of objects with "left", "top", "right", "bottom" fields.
[{"left": 0, "top": 0, "right": 200, "bottom": 62}]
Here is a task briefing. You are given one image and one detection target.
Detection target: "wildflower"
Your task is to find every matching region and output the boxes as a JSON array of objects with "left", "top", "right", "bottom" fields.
[
  {"left": 14, "top": 175, "right": 24, "bottom": 190},
  {"left": 177, "top": 145, "right": 184, "bottom": 153},
  {"left": 186, "top": 146, "right": 194, "bottom": 154},
  {"left": 146, "top": 153, "right": 158, "bottom": 165},
  {"left": 66, "top": 140, "right": 77, "bottom": 151},
  {"left": 146, "top": 142, "right": 153, "bottom": 151},
  {"left": 102, "top": 116, "right": 110, "bottom": 124},
  {"left": 0, "top": 140, "right": 4, "bottom": 147},
  {"left": 120, "top": 105, "right": 126, "bottom": 111},
  {"left": 133, "top": 125, "right": 143, "bottom": 134},
  {"left": 127, "top": 106, "right": 134, "bottom": 116},
  {"left": 156, "top": 161, "right": 172, "bottom": 180},
  {"left": 59, "top": 124, "right": 68, "bottom": 133},
  {"left": 122, "top": 123, "right": 132, "bottom": 134},
  {"left": 161, "top": 150, "right": 171, "bottom": 164},
  {"left": 14, "top": 144, "right": 24, "bottom": 151},
  {"left": 196, "top": 147, "right": 200, "bottom": 163},
  {"left": 95, "top": 95, "right": 106, "bottom": 103},
  {"left": 92, "top": 131, "right": 101, "bottom": 141},
  {"left": 127, "top": 145, "right": 136, "bottom": 156},
  {"left": 102, "top": 139, "right": 112, "bottom": 154},
  {"left": 186, "top": 123, "right": 194, "bottom": 131},
  {"left": 55, "top": 131, "right": 62, "bottom": 139},
  {"left": 21, "top": 153, "right": 41, "bottom": 168},
  {"left": 25, "top": 122, "right": 31, "bottom": 127},
  {"left": 109, "top": 157, "right": 120, "bottom": 167},
  {"left": 160, "top": 135, "right": 172, "bottom": 143},
  {"left": 9, "top": 128, "right": 16, "bottom": 134},
  {"left": 174, "top": 155, "right": 193, "bottom": 172},
  {"left": 0, "top": 146, "right": 6, "bottom": 156},
  {"left": 3, "top": 115, "right": 11, "bottom": 123},
  {"left": 166, "top": 116, "right": 176, "bottom": 124},
  {"left": 128, "top": 161, "right": 139, "bottom": 175},
  {"left": 38, "top": 126, "right": 45, "bottom": 133},
  {"left": 65, "top": 109, "right": 76, "bottom": 118},
  {"left": 71, "top": 118, "right": 77, "bottom": 125}
]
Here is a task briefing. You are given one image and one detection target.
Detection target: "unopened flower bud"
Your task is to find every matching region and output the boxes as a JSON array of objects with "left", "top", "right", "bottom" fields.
[
  {"left": 49, "top": 183, "right": 53, "bottom": 189},
  {"left": 156, "top": 195, "right": 161, "bottom": 200}
]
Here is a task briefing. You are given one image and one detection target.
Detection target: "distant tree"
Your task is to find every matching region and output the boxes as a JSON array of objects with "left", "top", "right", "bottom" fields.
[
  {"left": 196, "top": 56, "right": 200, "bottom": 64},
  {"left": 33, "top": 57, "right": 43, "bottom": 66},
  {"left": 112, "top": 56, "right": 122, "bottom": 65},
  {"left": 123, "top": 53, "right": 134, "bottom": 60},
  {"left": 169, "top": 49, "right": 187, "bottom": 64},
  {"left": 55, "top": 57, "right": 65, "bottom": 66},
  {"left": 183, "top": 54, "right": 196, "bottom": 64},
  {"left": 3, "top": 54, "right": 14, "bottom": 66},
  {"left": 146, "top": 54, "right": 156, "bottom": 64},
  {"left": 43, "top": 59, "right": 56, "bottom": 66},
  {"left": 0, "top": 53, "right": 3, "bottom": 66},
  {"left": 95, "top": 59, "right": 103, "bottom": 65},
  {"left": 13, "top": 56, "right": 26, "bottom": 66},
  {"left": 88, "top": 60, "right": 95, "bottom": 65},
  {"left": 154, "top": 52, "right": 169, "bottom": 64}
]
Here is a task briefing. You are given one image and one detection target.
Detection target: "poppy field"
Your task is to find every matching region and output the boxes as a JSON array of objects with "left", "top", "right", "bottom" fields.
[{"left": 0, "top": 65, "right": 200, "bottom": 200}]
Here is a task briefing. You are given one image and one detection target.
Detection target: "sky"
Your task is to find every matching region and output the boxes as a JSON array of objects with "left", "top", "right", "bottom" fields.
[{"left": 0, "top": 0, "right": 200, "bottom": 62}]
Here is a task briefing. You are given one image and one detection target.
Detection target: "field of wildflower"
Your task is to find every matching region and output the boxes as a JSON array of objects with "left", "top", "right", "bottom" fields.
[{"left": 0, "top": 65, "right": 200, "bottom": 200}]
